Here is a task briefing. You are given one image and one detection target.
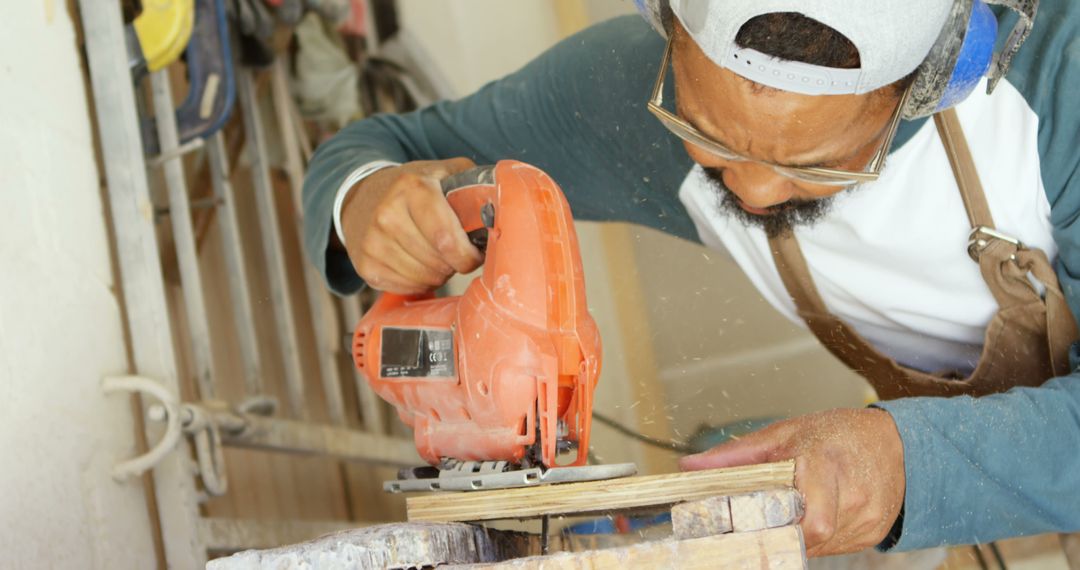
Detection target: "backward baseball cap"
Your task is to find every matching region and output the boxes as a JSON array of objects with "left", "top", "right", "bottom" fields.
[{"left": 669, "top": 0, "right": 954, "bottom": 95}]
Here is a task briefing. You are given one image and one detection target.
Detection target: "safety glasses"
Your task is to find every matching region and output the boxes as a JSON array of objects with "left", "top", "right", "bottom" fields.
[{"left": 647, "top": 36, "right": 910, "bottom": 187}]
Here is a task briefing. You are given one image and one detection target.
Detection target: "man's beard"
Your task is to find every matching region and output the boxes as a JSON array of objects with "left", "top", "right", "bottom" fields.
[{"left": 703, "top": 167, "right": 836, "bottom": 238}]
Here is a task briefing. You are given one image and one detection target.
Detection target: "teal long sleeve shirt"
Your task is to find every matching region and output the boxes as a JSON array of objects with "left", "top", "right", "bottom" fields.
[{"left": 303, "top": 6, "right": 1080, "bottom": 551}]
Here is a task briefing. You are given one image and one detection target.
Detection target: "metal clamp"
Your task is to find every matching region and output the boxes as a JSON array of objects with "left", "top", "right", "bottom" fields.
[
  {"left": 102, "top": 375, "right": 183, "bottom": 481},
  {"left": 103, "top": 377, "right": 231, "bottom": 497},
  {"left": 183, "top": 404, "right": 229, "bottom": 498},
  {"left": 968, "top": 225, "right": 1023, "bottom": 262},
  {"left": 146, "top": 401, "right": 232, "bottom": 498}
]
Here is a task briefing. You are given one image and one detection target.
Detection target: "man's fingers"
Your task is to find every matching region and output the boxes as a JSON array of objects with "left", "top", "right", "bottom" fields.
[
  {"left": 416, "top": 156, "right": 477, "bottom": 180},
  {"left": 375, "top": 238, "right": 450, "bottom": 289},
  {"left": 679, "top": 430, "right": 782, "bottom": 471},
  {"left": 354, "top": 237, "right": 444, "bottom": 292},
  {"left": 391, "top": 216, "right": 456, "bottom": 278},
  {"left": 339, "top": 157, "right": 487, "bottom": 290},
  {"left": 441, "top": 156, "right": 478, "bottom": 175},
  {"left": 409, "top": 180, "right": 484, "bottom": 274},
  {"left": 362, "top": 260, "right": 430, "bottom": 295}
]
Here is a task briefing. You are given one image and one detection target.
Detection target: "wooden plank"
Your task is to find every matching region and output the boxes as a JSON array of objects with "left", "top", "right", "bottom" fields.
[
  {"left": 448, "top": 525, "right": 807, "bottom": 570},
  {"left": 407, "top": 461, "right": 795, "bottom": 523},
  {"left": 206, "top": 522, "right": 534, "bottom": 569}
]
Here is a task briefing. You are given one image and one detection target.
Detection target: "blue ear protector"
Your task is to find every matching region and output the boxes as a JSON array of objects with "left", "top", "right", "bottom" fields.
[
  {"left": 907, "top": 0, "right": 997, "bottom": 118},
  {"left": 635, "top": 0, "right": 1038, "bottom": 119}
]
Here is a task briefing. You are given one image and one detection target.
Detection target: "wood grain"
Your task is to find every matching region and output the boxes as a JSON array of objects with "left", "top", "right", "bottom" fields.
[
  {"left": 447, "top": 525, "right": 807, "bottom": 570},
  {"left": 407, "top": 461, "right": 795, "bottom": 523}
]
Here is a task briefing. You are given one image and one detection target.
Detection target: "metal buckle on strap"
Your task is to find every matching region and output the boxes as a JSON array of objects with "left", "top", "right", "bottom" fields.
[{"left": 968, "top": 225, "right": 1023, "bottom": 262}]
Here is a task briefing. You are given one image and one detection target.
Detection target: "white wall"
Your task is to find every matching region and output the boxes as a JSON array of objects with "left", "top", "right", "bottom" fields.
[
  {"left": 0, "top": 2, "right": 158, "bottom": 567},
  {"left": 396, "top": 0, "right": 563, "bottom": 95},
  {"left": 394, "top": 0, "right": 636, "bottom": 95},
  {"left": 631, "top": 228, "right": 871, "bottom": 439}
]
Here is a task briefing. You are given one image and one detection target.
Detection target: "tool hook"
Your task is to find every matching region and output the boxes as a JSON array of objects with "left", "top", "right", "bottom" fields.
[{"left": 101, "top": 375, "right": 184, "bottom": 481}]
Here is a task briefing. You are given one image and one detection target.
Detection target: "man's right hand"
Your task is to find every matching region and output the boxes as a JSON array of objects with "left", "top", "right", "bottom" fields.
[{"left": 338, "top": 158, "right": 485, "bottom": 295}]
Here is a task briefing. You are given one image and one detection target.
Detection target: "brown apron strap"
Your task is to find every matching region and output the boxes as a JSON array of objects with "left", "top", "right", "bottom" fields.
[
  {"left": 933, "top": 108, "right": 995, "bottom": 229},
  {"left": 768, "top": 108, "right": 1079, "bottom": 399},
  {"left": 769, "top": 234, "right": 830, "bottom": 316}
]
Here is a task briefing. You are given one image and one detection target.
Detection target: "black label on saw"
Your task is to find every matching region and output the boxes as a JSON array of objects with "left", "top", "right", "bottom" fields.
[{"left": 380, "top": 327, "right": 455, "bottom": 379}]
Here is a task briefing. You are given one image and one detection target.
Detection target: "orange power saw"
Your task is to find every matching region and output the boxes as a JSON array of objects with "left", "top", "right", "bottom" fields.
[{"left": 352, "top": 160, "right": 636, "bottom": 492}]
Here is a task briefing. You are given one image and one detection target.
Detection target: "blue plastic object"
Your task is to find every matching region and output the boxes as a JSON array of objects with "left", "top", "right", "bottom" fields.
[
  {"left": 936, "top": 0, "right": 998, "bottom": 112},
  {"left": 142, "top": 0, "right": 235, "bottom": 155},
  {"left": 564, "top": 513, "right": 673, "bottom": 535}
]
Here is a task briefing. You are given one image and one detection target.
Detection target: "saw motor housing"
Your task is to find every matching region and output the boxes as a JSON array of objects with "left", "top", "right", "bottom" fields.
[{"left": 352, "top": 161, "right": 601, "bottom": 468}]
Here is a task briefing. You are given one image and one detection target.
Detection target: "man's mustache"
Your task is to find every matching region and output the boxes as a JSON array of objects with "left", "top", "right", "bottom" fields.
[
  {"left": 703, "top": 167, "right": 813, "bottom": 216},
  {"left": 702, "top": 166, "right": 835, "bottom": 238}
]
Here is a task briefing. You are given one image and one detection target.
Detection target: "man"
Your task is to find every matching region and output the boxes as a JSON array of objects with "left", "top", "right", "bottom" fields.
[{"left": 302, "top": 0, "right": 1080, "bottom": 558}]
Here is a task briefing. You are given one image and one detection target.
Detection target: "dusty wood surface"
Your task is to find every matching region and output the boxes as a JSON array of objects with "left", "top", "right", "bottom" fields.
[
  {"left": 672, "top": 496, "right": 732, "bottom": 539},
  {"left": 407, "top": 461, "right": 796, "bottom": 523},
  {"left": 206, "top": 522, "right": 534, "bottom": 569},
  {"left": 729, "top": 489, "right": 804, "bottom": 533},
  {"left": 446, "top": 525, "right": 807, "bottom": 570}
]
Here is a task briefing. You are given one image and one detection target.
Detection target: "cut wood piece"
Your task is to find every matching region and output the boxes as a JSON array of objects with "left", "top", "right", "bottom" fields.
[
  {"left": 206, "top": 522, "right": 534, "bottom": 569},
  {"left": 672, "top": 496, "right": 732, "bottom": 539},
  {"left": 730, "top": 489, "right": 805, "bottom": 533},
  {"left": 407, "top": 460, "right": 795, "bottom": 523},
  {"left": 446, "top": 525, "right": 807, "bottom": 570}
]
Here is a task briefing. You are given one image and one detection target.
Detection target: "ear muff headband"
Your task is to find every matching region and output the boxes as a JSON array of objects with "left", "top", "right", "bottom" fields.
[
  {"left": 905, "top": 0, "right": 994, "bottom": 118},
  {"left": 935, "top": 1, "right": 998, "bottom": 113}
]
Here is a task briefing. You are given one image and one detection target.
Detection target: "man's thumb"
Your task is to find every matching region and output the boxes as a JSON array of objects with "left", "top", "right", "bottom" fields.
[{"left": 434, "top": 157, "right": 478, "bottom": 177}]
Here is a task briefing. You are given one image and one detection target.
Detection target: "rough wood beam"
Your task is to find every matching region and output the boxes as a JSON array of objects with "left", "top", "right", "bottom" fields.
[
  {"left": 207, "top": 522, "right": 534, "bottom": 569},
  {"left": 199, "top": 518, "right": 368, "bottom": 553}
]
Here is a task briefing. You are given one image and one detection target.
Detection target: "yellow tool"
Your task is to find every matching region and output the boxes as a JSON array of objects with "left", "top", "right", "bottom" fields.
[{"left": 129, "top": 0, "right": 195, "bottom": 74}]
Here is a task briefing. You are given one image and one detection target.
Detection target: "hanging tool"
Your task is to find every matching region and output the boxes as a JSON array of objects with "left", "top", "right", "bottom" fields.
[
  {"left": 352, "top": 161, "right": 636, "bottom": 493},
  {"left": 142, "top": 0, "right": 236, "bottom": 155},
  {"left": 228, "top": 0, "right": 277, "bottom": 67},
  {"left": 126, "top": 0, "right": 196, "bottom": 77}
]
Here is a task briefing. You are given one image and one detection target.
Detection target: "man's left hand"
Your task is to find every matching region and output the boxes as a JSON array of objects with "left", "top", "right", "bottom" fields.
[{"left": 679, "top": 408, "right": 906, "bottom": 557}]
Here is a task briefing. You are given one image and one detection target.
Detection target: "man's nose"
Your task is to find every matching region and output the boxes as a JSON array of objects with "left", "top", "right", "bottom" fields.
[{"left": 722, "top": 162, "right": 794, "bottom": 209}]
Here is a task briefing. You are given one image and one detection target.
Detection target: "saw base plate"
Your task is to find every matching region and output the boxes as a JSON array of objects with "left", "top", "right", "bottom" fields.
[{"left": 385, "top": 462, "right": 637, "bottom": 493}]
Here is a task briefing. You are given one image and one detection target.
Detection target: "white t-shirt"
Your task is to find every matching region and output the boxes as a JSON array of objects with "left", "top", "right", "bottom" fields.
[{"left": 678, "top": 79, "right": 1057, "bottom": 374}]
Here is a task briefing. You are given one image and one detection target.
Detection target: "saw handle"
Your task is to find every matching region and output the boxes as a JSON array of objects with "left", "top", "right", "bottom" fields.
[{"left": 441, "top": 165, "right": 498, "bottom": 253}]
